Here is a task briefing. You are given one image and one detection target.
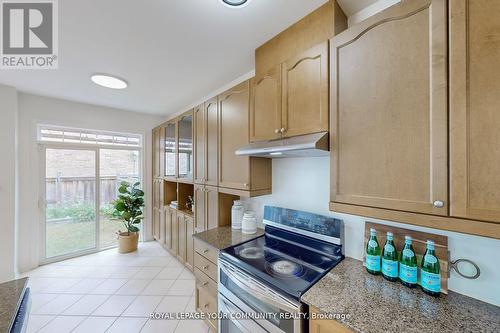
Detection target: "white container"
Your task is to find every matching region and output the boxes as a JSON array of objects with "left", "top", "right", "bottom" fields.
[
  {"left": 241, "top": 211, "right": 257, "bottom": 234},
  {"left": 231, "top": 200, "right": 244, "bottom": 229}
]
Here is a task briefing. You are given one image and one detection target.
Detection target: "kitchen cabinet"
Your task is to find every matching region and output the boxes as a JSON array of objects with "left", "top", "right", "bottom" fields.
[
  {"left": 164, "top": 206, "right": 173, "bottom": 251},
  {"left": 152, "top": 179, "right": 162, "bottom": 241},
  {"left": 206, "top": 186, "right": 219, "bottom": 230},
  {"left": 219, "top": 80, "right": 272, "bottom": 195},
  {"left": 250, "top": 65, "right": 282, "bottom": 142},
  {"left": 250, "top": 42, "right": 329, "bottom": 142},
  {"left": 194, "top": 104, "right": 205, "bottom": 184},
  {"left": 281, "top": 42, "right": 329, "bottom": 137},
  {"left": 194, "top": 184, "right": 206, "bottom": 233},
  {"left": 309, "top": 307, "right": 352, "bottom": 333},
  {"left": 177, "top": 212, "right": 186, "bottom": 263},
  {"left": 152, "top": 127, "right": 161, "bottom": 178},
  {"left": 330, "top": 0, "right": 448, "bottom": 216},
  {"left": 171, "top": 208, "right": 178, "bottom": 256},
  {"left": 450, "top": 0, "right": 500, "bottom": 224},
  {"left": 205, "top": 98, "right": 218, "bottom": 186},
  {"left": 177, "top": 111, "right": 193, "bottom": 183},
  {"left": 164, "top": 120, "right": 177, "bottom": 180},
  {"left": 185, "top": 214, "right": 194, "bottom": 271}
]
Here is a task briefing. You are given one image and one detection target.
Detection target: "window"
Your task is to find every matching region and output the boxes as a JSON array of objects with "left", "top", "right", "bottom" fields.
[{"left": 38, "top": 125, "right": 142, "bottom": 147}]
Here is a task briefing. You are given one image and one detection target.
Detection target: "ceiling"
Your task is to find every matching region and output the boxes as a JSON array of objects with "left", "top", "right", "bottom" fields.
[{"left": 0, "top": 0, "right": 377, "bottom": 116}]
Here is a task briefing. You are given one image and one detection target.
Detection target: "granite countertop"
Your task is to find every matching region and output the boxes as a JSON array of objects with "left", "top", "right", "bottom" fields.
[
  {"left": 303, "top": 258, "right": 500, "bottom": 333},
  {"left": 193, "top": 227, "right": 265, "bottom": 250},
  {"left": 0, "top": 277, "right": 29, "bottom": 333}
]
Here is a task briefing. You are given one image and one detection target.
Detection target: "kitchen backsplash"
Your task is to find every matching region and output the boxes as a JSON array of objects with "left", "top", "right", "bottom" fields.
[{"left": 241, "top": 156, "right": 500, "bottom": 307}]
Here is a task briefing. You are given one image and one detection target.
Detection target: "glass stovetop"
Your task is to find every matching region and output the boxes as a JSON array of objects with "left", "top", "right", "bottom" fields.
[{"left": 221, "top": 228, "right": 343, "bottom": 300}]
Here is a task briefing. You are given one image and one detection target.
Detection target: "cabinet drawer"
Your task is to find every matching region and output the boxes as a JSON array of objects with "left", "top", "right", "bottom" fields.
[
  {"left": 194, "top": 238, "right": 218, "bottom": 263},
  {"left": 194, "top": 253, "right": 218, "bottom": 281},
  {"left": 196, "top": 287, "right": 218, "bottom": 329},
  {"left": 194, "top": 268, "right": 218, "bottom": 297}
]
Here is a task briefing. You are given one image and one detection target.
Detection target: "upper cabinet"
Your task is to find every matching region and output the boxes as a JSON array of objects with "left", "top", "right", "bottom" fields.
[
  {"left": 152, "top": 126, "right": 164, "bottom": 179},
  {"left": 250, "top": 66, "right": 282, "bottom": 142},
  {"left": 330, "top": 0, "right": 448, "bottom": 216},
  {"left": 164, "top": 121, "right": 177, "bottom": 180},
  {"left": 178, "top": 111, "right": 193, "bottom": 182},
  {"left": 281, "top": 42, "right": 329, "bottom": 137},
  {"left": 219, "top": 80, "right": 272, "bottom": 195},
  {"left": 450, "top": 0, "right": 500, "bottom": 224},
  {"left": 205, "top": 98, "right": 219, "bottom": 187},
  {"left": 250, "top": 42, "right": 330, "bottom": 142},
  {"left": 194, "top": 104, "right": 205, "bottom": 184}
]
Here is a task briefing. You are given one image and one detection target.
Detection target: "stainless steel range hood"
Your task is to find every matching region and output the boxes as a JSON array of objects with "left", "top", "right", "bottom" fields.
[{"left": 235, "top": 131, "right": 329, "bottom": 158}]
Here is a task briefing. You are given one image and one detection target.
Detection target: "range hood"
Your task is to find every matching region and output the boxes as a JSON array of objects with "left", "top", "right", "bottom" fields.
[{"left": 235, "top": 131, "right": 329, "bottom": 158}]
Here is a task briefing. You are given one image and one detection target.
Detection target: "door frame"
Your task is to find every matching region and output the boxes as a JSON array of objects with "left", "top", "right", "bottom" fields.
[{"left": 38, "top": 142, "right": 143, "bottom": 265}]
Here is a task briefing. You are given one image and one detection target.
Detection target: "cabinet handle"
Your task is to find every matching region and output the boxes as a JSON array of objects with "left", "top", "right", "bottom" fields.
[
  {"left": 280, "top": 128, "right": 286, "bottom": 133},
  {"left": 203, "top": 265, "right": 209, "bottom": 270},
  {"left": 202, "top": 281, "right": 209, "bottom": 286},
  {"left": 433, "top": 200, "right": 445, "bottom": 208},
  {"left": 274, "top": 129, "right": 279, "bottom": 134},
  {"left": 204, "top": 303, "right": 209, "bottom": 309},
  {"left": 203, "top": 249, "right": 209, "bottom": 254},
  {"left": 244, "top": 183, "right": 249, "bottom": 188}
]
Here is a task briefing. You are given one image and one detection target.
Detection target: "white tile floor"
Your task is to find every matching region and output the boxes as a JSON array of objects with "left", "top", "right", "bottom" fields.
[{"left": 22, "top": 242, "right": 211, "bottom": 333}]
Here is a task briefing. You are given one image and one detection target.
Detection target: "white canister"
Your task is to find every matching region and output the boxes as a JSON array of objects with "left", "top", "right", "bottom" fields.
[
  {"left": 231, "top": 200, "right": 244, "bottom": 229},
  {"left": 241, "top": 211, "right": 257, "bottom": 234}
]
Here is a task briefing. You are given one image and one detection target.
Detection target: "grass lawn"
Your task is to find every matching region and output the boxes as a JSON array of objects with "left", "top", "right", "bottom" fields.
[{"left": 46, "top": 218, "right": 130, "bottom": 258}]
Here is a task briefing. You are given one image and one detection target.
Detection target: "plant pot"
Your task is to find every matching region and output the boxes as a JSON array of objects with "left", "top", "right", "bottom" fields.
[{"left": 117, "top": 231, "right": 138, "bottom": 253}]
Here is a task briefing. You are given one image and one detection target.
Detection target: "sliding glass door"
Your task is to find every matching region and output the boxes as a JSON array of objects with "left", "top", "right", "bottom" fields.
[
  {"left": 44, "top": 148, "right": 98, "bottom": 259},
  {"left": 41, "top": 145, "right": 141, "bottom": 262}
]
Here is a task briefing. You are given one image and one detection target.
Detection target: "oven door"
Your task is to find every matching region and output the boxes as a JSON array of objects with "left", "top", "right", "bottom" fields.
[
  {"left": 219, "top": 294, "right": 268, "bottom": 333},
  {"left": 218, "top": 258, "right": 304, "bottom": 333}
]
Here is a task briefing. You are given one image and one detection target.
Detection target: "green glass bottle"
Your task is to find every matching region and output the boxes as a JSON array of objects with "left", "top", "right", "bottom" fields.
[
  {"left": 421, "top": 240, "right": 441, "bottom": 296},
  {"left": 399, "top": 236, "right": 417, "bottom": 288},
  {"left": 365, "top": 228, "right": 381, "bottom": 275},
  {"left": 381, "top": 232, "right": 398, "bottom": 281}
]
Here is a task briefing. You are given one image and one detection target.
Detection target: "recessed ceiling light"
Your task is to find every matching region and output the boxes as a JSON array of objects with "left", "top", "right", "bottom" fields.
[
  {"left": 91, "top": 74, "right": 128, "bottom": 90},
  {"left": 220, "top": 0, "right": 250, "bottom": 8}
]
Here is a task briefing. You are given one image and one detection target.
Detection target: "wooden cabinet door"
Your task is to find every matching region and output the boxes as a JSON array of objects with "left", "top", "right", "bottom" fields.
[
  {"left": 165, "top": 207, "right": 172, "bottom": 250},
  {"left": 159, "top": 208, "right": 166, "bottom": 245},
  {"left": 152, "top": 128, "right": 159, "bottom": 178},
  {"left": 450, "top": 0, "right": 500, "bottom": 223},
  {"left": 177, "top": 213, "right": 186, "bottom": 262},
  {"left": 309, "top": 308, "right": 352, "bottom": 333},
  {"left": 194, "top": 184, "right": 206, "bottom": 233},
  {"left": 250, "top": 65, "right": 282, "bottom": 142},
  {"left": 330, "top": 0, "right": 448, "bottom": 216},
  {"left": 185, "top": 215, "right": 194, "bottom": 271},
  {"left": 282, "top": 42, "right": 329, "bottom": 137},
  {"left": 178, "top": 111, "right": 194, "bottom": 182},
  {"left": 205, "top": 186, "right": 219, "bottom": 230},
  {"left": 205, "top": 98, "right": 218, "bottom": 186},
  {"left": 218, "top": 81, "right": 251, "bottom": 190},
  {"left": 194, "top": 104, "right": 205, "bottom": 184},
  {"left": 171, "top": 209, "right": 178, "bottom": 255}
]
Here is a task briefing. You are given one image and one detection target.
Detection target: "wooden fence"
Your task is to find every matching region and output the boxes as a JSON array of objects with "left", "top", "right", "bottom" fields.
[{"left": 46, "top": 175, "right": 139, "bottom": 205}]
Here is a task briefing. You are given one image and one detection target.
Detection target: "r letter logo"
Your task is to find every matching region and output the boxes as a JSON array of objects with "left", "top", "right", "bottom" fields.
[{"left": 1, "top": 0, "right": 58, "bottom": 69}]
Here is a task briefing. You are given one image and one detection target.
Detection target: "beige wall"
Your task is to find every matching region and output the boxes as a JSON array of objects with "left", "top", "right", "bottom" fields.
[{"left": 0, "top": 84, "right": 18, "bottom": 282}]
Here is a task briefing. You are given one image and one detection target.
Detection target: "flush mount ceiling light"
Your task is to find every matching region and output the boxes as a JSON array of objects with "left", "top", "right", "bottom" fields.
[
  {"left": 220, "top": 0, "right": 250, "bottom": 8},
  {"left": 91, "top": 74, "right": 128, "bottom": 90}
]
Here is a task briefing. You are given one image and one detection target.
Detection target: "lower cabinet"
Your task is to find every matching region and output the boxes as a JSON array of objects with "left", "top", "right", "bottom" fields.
[
  {"left": 309, "top": 307, "right": 352, "bottom": 333},
  {"left": 185, "top": 214, "right": 194, "bottom": 271},
  {"left": 177, "top": 213, "right": 186, "bottom": 263},
  {"left": 164, "top": 207, "right": 173, "bottom": 251},
  {"left": 194, "top": 238, "right": 218, "bottom": 332},
  {"left": 171, "top": 209, "right": 179, "bottom": 257}
]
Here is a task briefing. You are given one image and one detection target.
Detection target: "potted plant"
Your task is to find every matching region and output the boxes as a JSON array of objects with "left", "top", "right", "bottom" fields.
[{"left": 112, "top": 181, "right": 145, "bottom": 253}]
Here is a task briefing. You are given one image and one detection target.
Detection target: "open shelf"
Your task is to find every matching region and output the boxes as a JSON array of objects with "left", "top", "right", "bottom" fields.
[
  {"left": 178, "top": 182, "right": 194, "bottom": 215},
  {"left": 164, "top": 180, "right": 178, "bottom": 206}
]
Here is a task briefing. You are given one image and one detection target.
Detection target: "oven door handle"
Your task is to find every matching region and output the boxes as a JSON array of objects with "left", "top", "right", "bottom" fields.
[
  {"left": 220, "top": 262, "right": 299, "bottom": 313},
  {"left": 219, "top": 298, "right": 254, "bottom": 333}
]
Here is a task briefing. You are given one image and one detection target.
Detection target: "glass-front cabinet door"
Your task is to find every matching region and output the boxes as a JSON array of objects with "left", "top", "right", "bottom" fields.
[
  {"left": 165, "top": 121, "right": 177, "bottom": 179},
  {"left": 177, "top": 112, "right": 193, "bottom": 181}
]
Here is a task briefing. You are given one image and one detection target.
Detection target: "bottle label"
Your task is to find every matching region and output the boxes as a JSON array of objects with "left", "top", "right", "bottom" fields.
[
  {"left": 384, "top": 244, "right": 395, "bottom": 253},
  {"left": 382, "top": 258, "right": 398, "bottom": 277},
  {"left": 368, "top": 240, "right": 377, "bottom": 248},
  {"left": 402, "top": 249, "right": 414, "bottom": 258},
  {"left": 399, "top": 263, "right": 417, "bottom": 284},
  {"left": 365, "top": 254, "right": 381, "bottom": 272},
  {"left": 421, "top": 271, "right": 441, "bottom": 293},
  {"left": 424, "top": 254, "right": 437, "bottom": 264}
]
